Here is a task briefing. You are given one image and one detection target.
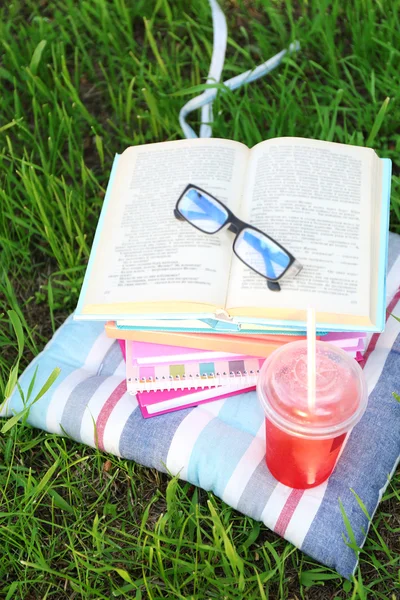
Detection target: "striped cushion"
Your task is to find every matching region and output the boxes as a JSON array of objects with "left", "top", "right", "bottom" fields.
[{"left": 2, "top": 232, "right": 400, "bottom": 578}]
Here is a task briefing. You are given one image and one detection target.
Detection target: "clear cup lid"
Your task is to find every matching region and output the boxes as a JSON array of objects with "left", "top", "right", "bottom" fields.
[{"left": 257, "top": 340, "right": 368, "bottom": 439}]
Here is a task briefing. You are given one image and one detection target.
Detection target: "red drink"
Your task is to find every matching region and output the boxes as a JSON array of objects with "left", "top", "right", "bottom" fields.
[{"left": 257, "top": 341, "right": 367, "bottom": 489}]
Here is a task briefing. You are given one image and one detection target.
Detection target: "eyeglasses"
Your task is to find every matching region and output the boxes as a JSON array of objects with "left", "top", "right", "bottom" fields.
[{"left": 174, "top": 184, "right": 302, "bottom": 292}]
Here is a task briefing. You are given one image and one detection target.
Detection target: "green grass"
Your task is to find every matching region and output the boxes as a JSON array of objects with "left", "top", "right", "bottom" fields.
[{"left": 1, "top": 0, "right": 400, "bottom": 597}]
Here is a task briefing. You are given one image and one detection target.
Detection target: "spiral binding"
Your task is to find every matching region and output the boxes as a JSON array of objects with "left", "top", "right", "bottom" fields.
[{"left": 127, "top": 368, "right": 260, "bottom": 394}]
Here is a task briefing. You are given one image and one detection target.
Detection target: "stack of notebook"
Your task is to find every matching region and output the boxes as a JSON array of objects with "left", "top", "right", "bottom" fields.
[{"left": 112, "top": 329, "right": 367, "bottom": 417}]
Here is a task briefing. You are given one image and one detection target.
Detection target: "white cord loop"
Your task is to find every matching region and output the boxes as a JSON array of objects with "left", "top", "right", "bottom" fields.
[{"left": 179, "top": 0, "right": 300, "bottom": 139}]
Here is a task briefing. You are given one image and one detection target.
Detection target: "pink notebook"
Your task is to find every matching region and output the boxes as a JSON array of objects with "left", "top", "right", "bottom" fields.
[
  {"left": 118, "top": 340, "right": 256, "bottom": 417},
  {"left": 119, "top": 336, "right": 365, "bottom": 361},
  {"left": 125, "top": 339, "right": 262, "bottom": 393}
]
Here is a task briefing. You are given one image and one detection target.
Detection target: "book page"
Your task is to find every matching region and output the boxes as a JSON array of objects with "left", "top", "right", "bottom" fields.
[
  {"left": 227, "top": 137, "right": 375, "bottom": 318},
  {"left": 82, "top": 138, "right": 248, "bottom": 313}
]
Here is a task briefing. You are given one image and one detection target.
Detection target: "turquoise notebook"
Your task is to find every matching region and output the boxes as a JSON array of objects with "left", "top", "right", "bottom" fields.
[{"left": 116, "top": 318, "right": 309, "bottom": 336}]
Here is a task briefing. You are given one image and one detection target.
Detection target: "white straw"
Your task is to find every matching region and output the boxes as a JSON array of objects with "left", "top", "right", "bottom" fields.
[{"left": 307, "top": 307, "right": 317, "bottom": 412}]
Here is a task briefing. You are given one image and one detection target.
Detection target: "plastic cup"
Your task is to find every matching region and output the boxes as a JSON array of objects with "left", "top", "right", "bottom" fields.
[{"left": 257, "top": 340, "right": 368, "bottom": 489}]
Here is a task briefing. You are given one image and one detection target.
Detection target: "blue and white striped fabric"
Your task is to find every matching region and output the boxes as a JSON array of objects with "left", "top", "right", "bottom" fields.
[{"left": 2, "top": 233, "right": 400, "bottom": 579}]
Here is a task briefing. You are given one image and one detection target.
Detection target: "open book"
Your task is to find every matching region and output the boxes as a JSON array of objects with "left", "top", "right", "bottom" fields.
[{"left": 75, "top": 137, "right": 391, "bottom": 332}]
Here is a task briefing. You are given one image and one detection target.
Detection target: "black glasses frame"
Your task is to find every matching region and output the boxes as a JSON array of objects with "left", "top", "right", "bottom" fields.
[{"left": 174, "top": 184, "right": 302, "bottom": 292}]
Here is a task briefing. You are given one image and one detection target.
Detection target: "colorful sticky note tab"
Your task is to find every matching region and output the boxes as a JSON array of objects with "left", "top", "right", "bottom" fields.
[
  {"left": 228, "top": 360, "right": 245, "bottom": 373},
  {"left": 199, "top": 362, "right": 215, "bottom": 377},
  {"left": 170, "top": 364, "right": 185, "bottom": 379}
]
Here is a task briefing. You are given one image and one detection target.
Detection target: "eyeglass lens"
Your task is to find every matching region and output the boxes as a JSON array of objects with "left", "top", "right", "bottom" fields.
[
  {"left": 178, "top": 188, "right": 229, "bottom": 233},
  {"left": 234, "top": 228, "right": 291, "bottom": 281}
]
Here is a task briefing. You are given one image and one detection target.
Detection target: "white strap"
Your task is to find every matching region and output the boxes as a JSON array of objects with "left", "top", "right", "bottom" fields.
[
  {"left": 179, "top": 0, "right": 300, "bottom": 139},
  {"left": 200, "top": 0, "right": 227, "bottom": 138}
]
